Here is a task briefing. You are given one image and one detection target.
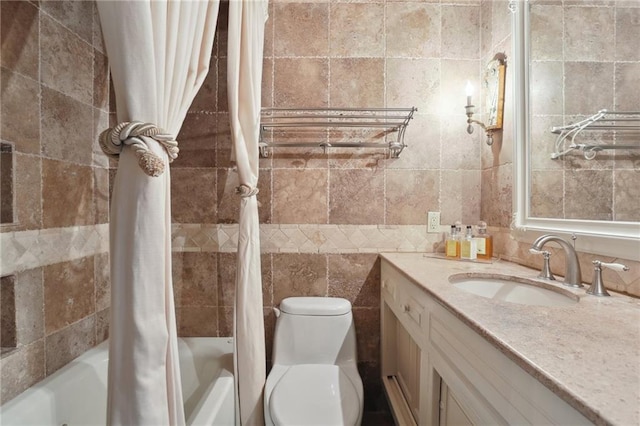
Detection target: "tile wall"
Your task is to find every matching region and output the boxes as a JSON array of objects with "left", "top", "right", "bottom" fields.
[{"left": 0, "top": 0, "right": 110, "bottom": 404}]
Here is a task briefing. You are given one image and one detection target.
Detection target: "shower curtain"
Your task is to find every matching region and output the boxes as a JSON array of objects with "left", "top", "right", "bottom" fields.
[
  {"left": 227, "top": 1, "right": 269, "bottom": 424},
  {"left": 96, "top": 1, "right": 219, "bottom": 424}
]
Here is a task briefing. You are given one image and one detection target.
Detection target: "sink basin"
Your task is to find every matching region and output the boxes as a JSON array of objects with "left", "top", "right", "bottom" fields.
[{"left": 449, "top": 274, "right": 578, "bottom": 307}]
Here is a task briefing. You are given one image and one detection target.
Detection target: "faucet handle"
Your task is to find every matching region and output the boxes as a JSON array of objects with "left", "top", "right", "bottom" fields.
[
  {"left": 529, "top": 248, "right": 556, "bottom": 281},
  {"left": 587, "top": 260, "right": 629, "bottom": 297},
  {"left": 598, "top": 261, "right": 630, "bottom": 273}
]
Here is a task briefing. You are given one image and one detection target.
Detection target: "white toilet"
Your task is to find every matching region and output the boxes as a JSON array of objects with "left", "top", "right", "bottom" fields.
[{"left": 264, "top": 297, "right": 364, "bottom": 426}]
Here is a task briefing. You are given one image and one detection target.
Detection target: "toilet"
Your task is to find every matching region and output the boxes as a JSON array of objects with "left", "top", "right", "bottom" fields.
[{"left": 264, "top": 297, "right": 364, "bottom": 426}]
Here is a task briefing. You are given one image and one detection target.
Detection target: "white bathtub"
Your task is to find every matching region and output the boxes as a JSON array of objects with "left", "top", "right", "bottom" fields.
[{"left": 0, "top": 337, "right": 236, "bottom": 425}]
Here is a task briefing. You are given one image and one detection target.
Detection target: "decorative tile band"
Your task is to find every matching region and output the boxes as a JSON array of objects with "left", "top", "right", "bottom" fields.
[
  {"left": 0, "top": 224, "right": 109, "bottom": 276},
  {"left": 171, "top": 223, "right": 442, "bottom": 254}
]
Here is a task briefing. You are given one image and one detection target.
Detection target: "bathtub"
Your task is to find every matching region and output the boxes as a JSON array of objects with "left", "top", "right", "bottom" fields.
[{"left": 0, "top": 337, "right": 235, "bottom": 425}]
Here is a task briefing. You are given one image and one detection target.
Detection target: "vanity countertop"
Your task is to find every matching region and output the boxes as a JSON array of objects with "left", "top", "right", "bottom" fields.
[{"left": 380, "top": 253, "right": 640, "bottom": 426}]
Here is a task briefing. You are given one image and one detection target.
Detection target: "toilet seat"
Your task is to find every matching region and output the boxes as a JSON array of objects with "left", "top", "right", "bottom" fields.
[{"left": 269, "top": 364, "right": 360, "bottom": 426}]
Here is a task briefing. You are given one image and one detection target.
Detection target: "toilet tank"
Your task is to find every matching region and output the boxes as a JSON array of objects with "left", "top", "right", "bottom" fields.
[{"left": 272, "top": 297, "right": 358, "bottom": 366}]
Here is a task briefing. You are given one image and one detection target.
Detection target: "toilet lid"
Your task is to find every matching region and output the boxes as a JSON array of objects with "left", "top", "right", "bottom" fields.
[{"left": 270, "top": 365, "right": 360, "bottom": 426}]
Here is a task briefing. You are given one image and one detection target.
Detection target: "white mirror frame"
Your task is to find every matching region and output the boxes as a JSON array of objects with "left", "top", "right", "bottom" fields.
[{"left": 511, "top": 0, "right": 640, "bottom": 259}]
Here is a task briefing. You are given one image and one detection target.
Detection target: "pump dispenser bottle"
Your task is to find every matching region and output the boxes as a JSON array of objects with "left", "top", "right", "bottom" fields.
[
  {"left": 445, "top": 225, "right": 460, "bottom": 258},
  {"left": 474, "top": 221, "right": 493, "bottom": 260},
  {"left": 460, "top": 225, "right": 477, "bottom": 260}
]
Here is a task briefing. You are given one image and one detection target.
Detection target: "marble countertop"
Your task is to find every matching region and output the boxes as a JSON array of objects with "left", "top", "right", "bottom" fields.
[{"left": 380, "top": 253, "right": 640, "bottom": 426}]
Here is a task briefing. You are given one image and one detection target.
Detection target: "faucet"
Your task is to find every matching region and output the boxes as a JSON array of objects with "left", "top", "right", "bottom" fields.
[{"left": 530, "top": 235, "right": 583, "bottom": 288}]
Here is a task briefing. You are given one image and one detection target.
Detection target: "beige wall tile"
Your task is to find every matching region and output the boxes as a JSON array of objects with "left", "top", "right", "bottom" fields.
[
  {"left": 42, "top": 159, "right": 94, "bottom": 228},
  {"left": 441, "top": 5, "right": 480, "bottom": 59},
  {"left": 0, "top": 1, "right": 39, "bottom": 79},
  {"left": 386, "top": 169, "right": 439, "bottom": 225},
  {"left": 41, "top": 87, "right": 94, "bottom": 165},
  {"left": 170, "top": 168, "right": 217, "bottom": 224},
  {"left": 530, "top": 5, "right": 563, "bottom": 61},
  {"left": 93, "top": 167, "right": 109, "bottom": 225},
  {"left": 613, "top": 170, "right": 640, "bottom": 222},
  {"left": 94, "top": 253, "right": 110, "bottom": 312},
  {"left": 329, "top": 58, "right": 384, "bottom": 108},
  {"left": 329, "top": 169, "right": 384, "bottom": 225},
  {"left": 616, "top": 7, "right": 640, "bottom": 61},
  {"left": 40, "top": 14, "right": 93, "bottom": 105},
  {"left": 217, "top": 252, "right": 273, "bottom": 308},
  {"left": 565, "top": 170, "right": 613, "bottom": 220},
  {"left": 0, "top": 69, "right": 40, "bottom": 155},
  {"left": 43, "top": 257, "right": 95, "bottom": 335},
  {"left": 329, "top": 3, "right": 384, "bottom": 58},
  {"left": 386, "top": 3, "right": 440, "bottom": 58},
  {"left": 274, "top": 58, "right": 329, "bottom": 108},
  {"left": 352, "top": 307, "right": 379, "bottom": 363},
  {"left": 529, "top": 169, "right": 564, "bottom": 218},
  {"left": 14, "top": 154, "right": 42, "bottom": 231},
  {"left": 1, "top": 275, "right": 17, "bottom": 347},
  {"left": 0, "top": 340, "right": 45, "bottom": 404},
  {"left": 442, "top": 169, "right": 482, "bottom": 225},
  {"left": 176, "top": 306, "right": 218, "bottom": 337},
  {"left": 479, "top": 165, "right": 511, "bottom": 227},
  {"left": 15, "top": 268, "right": 44, "bottom": 346},
  {"left": 614, "top": 62, "right": 640, "bottom": 112},
  {"left": 273, "top": 169, "right": 328, "bottom": 224},
  {"left": 274, "top": 2, "right": 328, "bottom": 57},
  {"left": 172, "top": 252, "right": 217, "bottom": 307},
  {"left": 385, "top": 114, "right": 441, "bottom": 171},
  {"left": 40, "top": 0, "right": 93, "bottom": 44},
  {"left": 327, "top": 254, "right": 380, "bottom": 307},
  {"left": 386, "top": 59, "right": 440, "bottom": 114},
  {"left": 564, "top": 62, "right": 614, "bottom": 115},
  {"left": 564, "top": 6, "right": 615, "bottom": 62},
  {"left": 272, "top": 253, "right": 327, "bottom": 305},
  {"left": 96, "top": 308, "right": 109, "bottom": 343},
  {"left": 174, "top": 113, "right": 217, "bottom": 168},
  {"left": 93, "top": 50, "right": 109, "bottom": 111},
  {"left": 439, "top": 59, "right": 480, "bottom": 116},
  {"left": 189, "top": 57, "right": 217, "bottom": 113},
  {"left": 530, "top": 61, "right": 563, "bottom": 116},
  {"left": 45, "top": 315, "right": 95, "bottom": 375}
]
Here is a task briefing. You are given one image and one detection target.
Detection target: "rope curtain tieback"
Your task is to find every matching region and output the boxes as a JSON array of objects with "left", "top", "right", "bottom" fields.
[
  {"left": 236, "top": 184, "right": 259, "bottom": 198},
  {"left": 99, "top": 121, "right": 179, "bottom": 177}
]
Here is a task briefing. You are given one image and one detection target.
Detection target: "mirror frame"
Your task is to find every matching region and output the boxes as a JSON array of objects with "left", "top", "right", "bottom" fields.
[{"left": 511, "top": 0, "right": 640, "bottom": 259}]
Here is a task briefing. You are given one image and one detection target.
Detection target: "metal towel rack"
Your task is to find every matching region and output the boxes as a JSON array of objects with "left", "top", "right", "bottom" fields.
[
  {"left": 259, "top": 107, "right": 417, "bottom": 158},
  {"left": 550, "top": 109, "right": 640, "bottom": 160}
]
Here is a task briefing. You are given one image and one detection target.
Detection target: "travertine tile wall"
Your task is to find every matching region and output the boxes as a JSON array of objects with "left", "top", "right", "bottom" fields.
[{"left": 0, "top": 0, "right": 110, "bottom": 404}]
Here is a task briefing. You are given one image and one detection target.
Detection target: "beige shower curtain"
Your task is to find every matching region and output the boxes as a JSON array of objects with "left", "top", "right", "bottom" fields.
[
  {"left": 227, "top": 1, "right": 269, "bottom": 424},
  {"left": 96, "top": 1, "right": 219, "bottom": 424}
]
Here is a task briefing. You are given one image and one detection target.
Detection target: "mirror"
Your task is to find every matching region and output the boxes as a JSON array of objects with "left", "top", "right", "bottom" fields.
[
  {"left": 484, "top": 57, "right": 506, "bottom": 131},
  {"left": 512, "top": 1, "right": 640, "bottom": 257}
]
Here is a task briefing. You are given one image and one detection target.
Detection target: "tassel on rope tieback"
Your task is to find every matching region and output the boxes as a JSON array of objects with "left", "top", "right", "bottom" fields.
[{"left": 99, "top": 121, "right": 179, "bottom": 177}]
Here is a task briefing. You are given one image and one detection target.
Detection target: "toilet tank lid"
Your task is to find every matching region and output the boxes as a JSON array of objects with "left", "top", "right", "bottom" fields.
[{"left": 279, "top": 297, "right": 352, "bottom": 316}]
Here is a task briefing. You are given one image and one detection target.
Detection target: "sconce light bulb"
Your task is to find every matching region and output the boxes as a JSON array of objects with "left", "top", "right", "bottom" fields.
[{"left": 465, "top": 81, "right": 474, "bottom": 97}]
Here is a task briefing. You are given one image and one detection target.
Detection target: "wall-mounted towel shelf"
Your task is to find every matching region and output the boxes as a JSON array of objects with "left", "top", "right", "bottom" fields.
[
  {"left": 550, "top": 110, "right": 640, "bottom": 160},
  {"left": 259, "top": 107, "right": 417, "bottom": 158}
]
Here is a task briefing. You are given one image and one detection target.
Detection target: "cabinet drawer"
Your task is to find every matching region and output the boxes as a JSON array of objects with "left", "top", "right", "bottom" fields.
[{"left": 397, "top": 291, "right": 424, "bottom": 329}]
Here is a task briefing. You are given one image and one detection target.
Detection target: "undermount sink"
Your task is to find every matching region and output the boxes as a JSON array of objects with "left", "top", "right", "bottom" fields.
[{"left": 449, "top": 274, "right": 579, "bottom": 307}]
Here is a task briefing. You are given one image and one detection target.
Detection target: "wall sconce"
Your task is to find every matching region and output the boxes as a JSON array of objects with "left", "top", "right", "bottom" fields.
[{"left": 465, "top": 57, "right": 507, "bottom": 147}]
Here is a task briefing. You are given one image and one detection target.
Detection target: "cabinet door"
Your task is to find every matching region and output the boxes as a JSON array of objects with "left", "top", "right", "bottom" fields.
[
  {"left": 396, "top": 320, "right": 421, "bottom": 421},
  {"left": 439, "top": 379, "right": 474, "bottom": 426}
]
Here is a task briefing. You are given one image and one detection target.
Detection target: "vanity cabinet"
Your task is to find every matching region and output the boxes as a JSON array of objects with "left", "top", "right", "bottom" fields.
[{"left": 380, "top": 259, "right": 591, "bottom": 426}]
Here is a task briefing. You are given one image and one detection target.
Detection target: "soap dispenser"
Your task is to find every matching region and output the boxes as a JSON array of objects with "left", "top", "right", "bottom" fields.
[
  {"left": 460, "top": 225, "right": 477, "bottom": 260},
  {"left": 474, "top": 221, "right": 493, "bottom": 260},
  {"left": 445, "top": 225, "right": 460, "bottom": 258}
]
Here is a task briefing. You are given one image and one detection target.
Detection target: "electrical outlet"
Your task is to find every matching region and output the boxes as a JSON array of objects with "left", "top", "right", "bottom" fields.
[{"left": 427, "top": 211, "right": 441, "bottom": 233}]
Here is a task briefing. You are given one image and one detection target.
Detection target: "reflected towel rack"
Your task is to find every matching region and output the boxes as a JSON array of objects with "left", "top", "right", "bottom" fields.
[
  {"left": 550, "top": 109, "right": 640, "bottom": 160},
  {"left": 259, "top": 107, "right": 417, "bottom": 158}
]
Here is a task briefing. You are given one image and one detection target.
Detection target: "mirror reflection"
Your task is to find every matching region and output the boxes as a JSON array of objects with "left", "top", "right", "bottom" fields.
[{"left": 527, "top": 1, "right": 640, "bottom": 223}]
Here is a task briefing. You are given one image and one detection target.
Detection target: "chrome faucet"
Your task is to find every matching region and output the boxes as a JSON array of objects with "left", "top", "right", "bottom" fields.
[{"left": 530, "top": 235, "right": 583, "bottom": 288}]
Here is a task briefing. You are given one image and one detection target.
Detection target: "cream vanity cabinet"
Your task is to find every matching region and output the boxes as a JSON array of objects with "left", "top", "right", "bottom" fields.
[{"left": 380, "top": 259, "right": 591, "bottom": 426}]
